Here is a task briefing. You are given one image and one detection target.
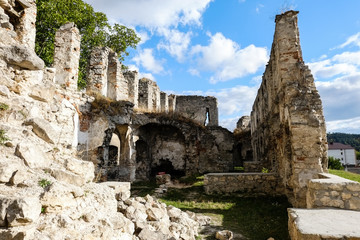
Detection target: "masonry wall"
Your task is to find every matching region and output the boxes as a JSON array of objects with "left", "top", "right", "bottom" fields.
[
  {"left": 138, "top": 78, "right": 153, "bottom": 110},
  {"left": 175, "top": 95, "right": 218, "bottom": 126},
  {"left": 53, "top": 22, "right": 81, "bottom": 90},
  {"left": 123, "top": 71, "right": 139, "bottom": 108},
  {"left": 160, "top": 92, "right": 169, "bottom": 113},
  {"left": 168, "top": 94, "right": 176, "bottom": 112},
  {"left": 250, "top": 11, "right": 327, "bottom": 207},
  {"left": 204, "top": 173, "right": 284, "bottom": 196},
  {"left": 107, "top": 51, "right": 128, "bottom": 101},
  {"left": 306, "top": 173, "right": 360, "bottom": 211},
  {"left": 87, "top": 47, "right": 110, "bottom": 96}
]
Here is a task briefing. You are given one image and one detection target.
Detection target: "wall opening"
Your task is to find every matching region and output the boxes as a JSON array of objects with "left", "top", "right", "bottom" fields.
[
  {"left": 109, "top": 133, "right": 120, "bottom": 166},
  {"left": 205, "top": 107, "right": 210, "bottom": 126},
  {"left": 150, "top": 159, "right": 185, "bottom": 178}
]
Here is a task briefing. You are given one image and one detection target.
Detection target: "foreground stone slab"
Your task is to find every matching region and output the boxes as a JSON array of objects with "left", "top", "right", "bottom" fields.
[{"left": 288, "top": 208, "right": 360, "bottom": 240}]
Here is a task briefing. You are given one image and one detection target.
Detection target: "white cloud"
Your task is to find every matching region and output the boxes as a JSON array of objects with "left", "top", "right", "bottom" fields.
[
  {"left": 332, "top": 51, "right": 360, "bottom": 65},
  {"left": 132, "top": 48, "right": 164, "bottom": 74},
  {"left": 309, "top": 60, "right": 357, "bottom": 79},
  {"left": 157, "top": 28, "right": 192, "bottom": 62},
  {"left": 127, "top": 65, "right": 155, "bottom": 80},
  {"left": 220, "top": 117, "right": 240, "bottom": 132},
  {"left": 256, "top": 4, "right": 264, "bottom": 13},
  {"left": 326, "top": 117, "right": 360, "bottom": 133},
  {"left": 188, "top": 68, "right": 200, "bottom": 76},
  {"left": 335, "top": 32, "right": 360, "bottom": 49},
  {"left": 84, "top": 0, "right": 212, "bottom": 29},
  {"left": 191, "top": 32, "right": 268, "bottom": 83}
]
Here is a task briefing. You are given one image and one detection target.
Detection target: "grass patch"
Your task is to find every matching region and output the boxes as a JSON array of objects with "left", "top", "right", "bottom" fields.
[
  {"left": 329, "top": 169, "right": 360, "bottom": 183},
  {"left": 0, "top": 102, "right": 9, "bottom": 111},
  {"left": 132, "top": 179, "right": 290, "bottom": 239},
  {"left": 0, "top": 129, "right": 10, "bottom": 145}
]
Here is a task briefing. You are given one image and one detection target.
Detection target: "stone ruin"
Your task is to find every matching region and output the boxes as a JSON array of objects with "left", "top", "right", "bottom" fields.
[{"left": 0, "top": 0, "right": 359, "bottom": 238}]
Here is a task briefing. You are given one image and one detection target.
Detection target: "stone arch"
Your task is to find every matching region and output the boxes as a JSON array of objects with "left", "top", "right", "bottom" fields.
[{"left": 134, "top": 123, "right": 187, "bottom": 181}]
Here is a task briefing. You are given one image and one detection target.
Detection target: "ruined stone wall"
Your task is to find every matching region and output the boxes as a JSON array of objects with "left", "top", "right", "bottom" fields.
[
  {"left": 233, "top": 116, "right": 253, "bottom": 168},
  {"left": 107, "top": 51, "right": 128, "bottom": 101},
  {"left": 306, "top": 173, "right": 360, "bottom": 211},
  {"left": 250, "top": 11, "right": 327, "bottom": 207},
  {"left": 160, "top": 92, "right": 169, "bottom": 113},
  {"left": 87, "top": 47, "right": 110, "bottom": 96},
  {"left": 204, "top": 173, "right": 283, "bottom": 196},
  {"left": 168, "top": 94, "right": 176, "bottom": 112},
  {"left": 151, "top": 81, "right": 160, "bottom": 112},
  {"left": 53, "top": 22, "right": 81, "bottom": 90},
  {"left": 138, "top": 78, "right": 153, "bottom": 111},
  {"left": 123, "top": 70, "right": 138, "bottom": 108},
  {"left": 175, "top": 95, "right": 218, "bottom": 126}
]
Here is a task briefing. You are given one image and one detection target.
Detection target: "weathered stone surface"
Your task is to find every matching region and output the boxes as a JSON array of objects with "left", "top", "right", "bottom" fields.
[
  {"left": 101, "top": 181, "right": 130, "bottom": 201},
  {"left": 175, "top": 95, "right": 219, "bottom": 126},
  {"left": 0, "top": 159, "right": 23, "bottom": 183},
  {"left": 0, "top": 84, "right": 10, "bottom": 97},
  {"left": 65, "top": 158, "right": 94, "bottom": 183},
  {"left": 29, "top": 82, "right": 55, "bottom": 102},
  {"left": 0, "top": 45, "right": 44, "bottom": 70},
  {"left": 87, "top": 46, "right": 110, "bottom": 96},
  {"left": 204, "top": 173, "right": 283, "bottom": 196},
  {"left": 306, "top": 173, "right": 360, "bottom": 211},
  {"left": 49, "top": 168, "right": 86, "bottom": 186},
  {"left": 53, "top": 22, "right": 81, "bottom": 90},
  {"left": 6, "top": 197, "right": 41, "bottom": 227},
  {"left": 15, "top": 141, "right": 50, "bottom": 169},
  {"left": 24, "top": 118, "right": 58, "bottom": 144},
  {"left": 288, "top": 208, "right": 360, "bottom": 240},
  {"left": 250, "top": 10, "right": 327, "bottom": 207}
]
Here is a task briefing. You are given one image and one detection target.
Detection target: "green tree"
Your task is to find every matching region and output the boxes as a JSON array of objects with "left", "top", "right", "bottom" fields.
[
  {"left": 35, "top": 0, "right": 140, "bottom": 89},
  {"left": 328, "top": 156, "right": 344, "bottom": 170},
  {"left": 356, "top": 151, "right": 360, "bottom": 160}
]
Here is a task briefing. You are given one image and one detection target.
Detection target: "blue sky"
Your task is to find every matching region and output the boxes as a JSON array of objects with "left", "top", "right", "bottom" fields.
[{"left": 84, "top": 0, "right": 360, "bottom": 133}]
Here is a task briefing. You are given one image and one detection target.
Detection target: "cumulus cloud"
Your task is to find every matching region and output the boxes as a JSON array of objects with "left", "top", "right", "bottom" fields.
[
  {"left": 220, "top": 117, "right": 241, "bottom": 131},
  {"left": 132, "top": 48, "right": 164, "bottom": 74},
  {"left": 308, "top": 60, "right": 357, "bottom": 79},
  {"left": 84, "top": 0, "right": 212, "bottom": 29},
  {"left": 157, "top": 28, "right": 192, "bottom": 62},
  {"left": 191, "top": 32, "right": 268, "bottom": 83},
  {"left": 326, "top": 117, "right": 360, "bottom": 134}
]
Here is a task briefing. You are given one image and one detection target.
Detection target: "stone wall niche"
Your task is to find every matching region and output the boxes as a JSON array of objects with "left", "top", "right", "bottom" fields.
[
  {"left": 250, "top": 10, "right": 327, "bottom": 207},
  {"left": 53, "top": 22, "right": 81, "bottom": 90},
  {"left": 175, "top": 95, "right": 219, "bottom": 126}
]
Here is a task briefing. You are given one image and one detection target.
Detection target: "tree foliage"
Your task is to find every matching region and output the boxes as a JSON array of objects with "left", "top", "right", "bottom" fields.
[
  {"left": 328, "top": 156, "right": 344, "bottom": 170},
  {"left": 35, "top": 0, "right": 140, "bottom": 89}
]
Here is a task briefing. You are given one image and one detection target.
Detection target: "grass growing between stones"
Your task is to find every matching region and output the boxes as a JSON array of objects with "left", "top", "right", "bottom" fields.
[
  {"left": 131, "top": 177, "right": 291, "bottom": 240},
  {"left": 329, "top": 169, "right": 360, "bottom": 183}
]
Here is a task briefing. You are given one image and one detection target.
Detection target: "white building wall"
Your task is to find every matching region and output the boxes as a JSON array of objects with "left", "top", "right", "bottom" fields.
[{"left": 328, "top": 149, "right": 356, "bottom": 166}]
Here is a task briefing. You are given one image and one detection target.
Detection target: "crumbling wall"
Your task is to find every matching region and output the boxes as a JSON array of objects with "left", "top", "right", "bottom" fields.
[
  {"left": 107, "top": 51, "right": 128, "bottom": 101},
  {"left": 123, "top": 70, "right": 138, "bottom": 108},
  {"left": 87, "top": 46, "right": 110, "bottom": 96},
  {"left": 160, "top": 91, "right": 169, "bottom": 113},
  {"left": 250, "top": 11, "right": 327, "bottom": 207},
  {"left": 233, "top": 116, "right": 253, "bottom": 168},
  {"left": 53, "top": 22, "right": 81, "bottom": 90},
  {"left": 151, "top": 81, "right": 160, "bottom": 112},
  {"left": 138, "top": 78, "right": 153, "bottom": 111},
  {"left": 175, "top": 95, "right": 218, "bottom": 126},
  {"left": 168, "top": 94, "right": 176, "bottom": 112}
]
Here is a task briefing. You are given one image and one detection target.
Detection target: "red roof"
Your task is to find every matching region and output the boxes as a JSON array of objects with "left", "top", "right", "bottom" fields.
[{"left": 328, "top": 142, "right": 354, "bottom": 150}]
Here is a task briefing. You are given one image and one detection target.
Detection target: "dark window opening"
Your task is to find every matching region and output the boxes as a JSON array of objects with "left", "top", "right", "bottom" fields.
[
  {"left": 151, "top": 159, "right": 185, "bottom": 179},
  {"left": 205, "top": 107, "right": 210, "bottom": 126}
]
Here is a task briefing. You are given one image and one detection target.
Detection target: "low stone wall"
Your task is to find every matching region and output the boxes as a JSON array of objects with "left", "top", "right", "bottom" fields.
[
  {"left": 306, "top": 173, "right": 360, "bottom": 210},
  {"left": 204, "top": 173, "right": 283, "bottom": 196}
]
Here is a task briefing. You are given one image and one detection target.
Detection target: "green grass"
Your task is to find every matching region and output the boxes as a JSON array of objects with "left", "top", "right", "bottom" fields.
[
  {"left": 329, "top": 169, "right": 360, "bottom": 183},
  {"left": 132, "top": 176, "right": 290, "bottom": 240}
]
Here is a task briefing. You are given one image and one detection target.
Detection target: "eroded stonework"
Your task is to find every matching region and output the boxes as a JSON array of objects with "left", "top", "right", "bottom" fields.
[{"left": 250, "top": 10, "right": 327, "bottom": 207}]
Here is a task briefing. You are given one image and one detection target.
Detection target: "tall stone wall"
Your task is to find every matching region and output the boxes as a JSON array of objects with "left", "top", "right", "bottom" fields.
[
  {"left": 123, "top": 71, "right": 139, "bottom": 108},
  {"left": 250, "top": 11, "right": 327, "bottom": 207},
  {"left": 168, "top": 94, "right": 176, "bottom": 112},
  {"left": 87, "top": 46, "right": 110, "bottom": 96},
  {"left": 138, "top": 78, "right": 153, "bottom": 111},
  {"left": 160, "top": 92, "right": 169, "bottom": 113},
  {"left": 107, "top": 51, "right": 129, "bottom": 101},
  {"left": 151, "top": 81, "right": 160, "bottom": 112},
  {"left": 175, "top": 96, "right": 218, "bottom": 126},
  {"left": 53, "top": 22, "right": 81, "bottom": 90}
]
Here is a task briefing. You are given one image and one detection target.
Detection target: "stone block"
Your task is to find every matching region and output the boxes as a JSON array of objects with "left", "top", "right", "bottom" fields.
[
  {"left": 24, "top": 118, "right": 58, "bottom": 144},
  {"left": 101, "top": 181, "right": 131, "bottom": 201},
  {"left": 6, "top": 197, "right": 41, "bottom": 227},
  {"left": 15, "top": 141, "right": 50, "bottom": 169}
]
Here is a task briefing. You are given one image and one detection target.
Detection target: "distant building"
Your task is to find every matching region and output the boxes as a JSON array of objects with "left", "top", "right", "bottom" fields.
[{"left": 328, "top": 142, "right": 357, "bottom": 166}]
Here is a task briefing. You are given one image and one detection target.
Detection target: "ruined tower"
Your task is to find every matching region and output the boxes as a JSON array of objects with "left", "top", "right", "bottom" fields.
[{"left": 250, "top": 11, "right": 327, "bottom": 207}]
